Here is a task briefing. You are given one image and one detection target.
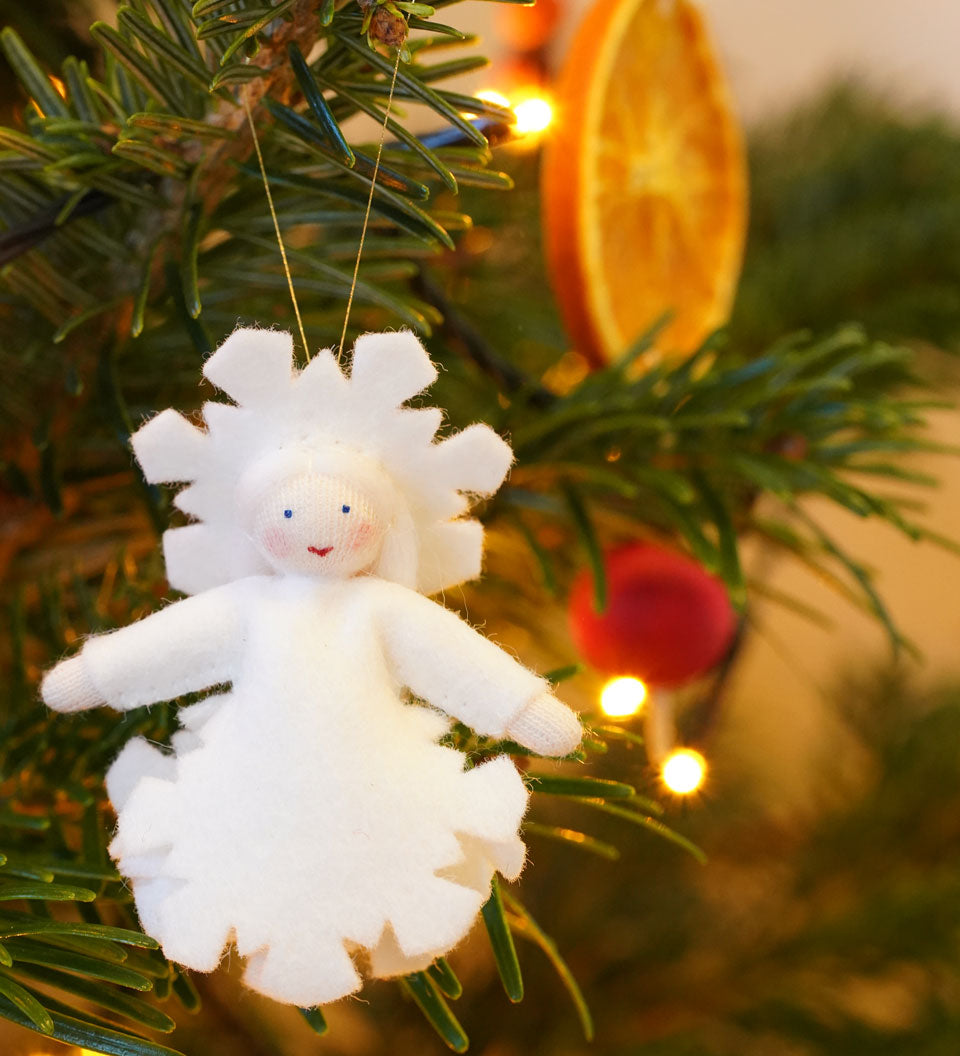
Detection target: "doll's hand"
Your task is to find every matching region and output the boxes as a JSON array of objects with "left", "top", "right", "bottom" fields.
[
  {"left": 506, "top": 692, "right": 581, "bottom": 757},
  {"left": 42, "top": 654, "right": 103, "bottom": 713}
]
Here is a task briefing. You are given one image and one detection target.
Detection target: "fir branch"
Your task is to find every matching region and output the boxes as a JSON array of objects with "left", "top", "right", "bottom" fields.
[{"left": 494, "top": 325, "right": 955, "bottom": 648}]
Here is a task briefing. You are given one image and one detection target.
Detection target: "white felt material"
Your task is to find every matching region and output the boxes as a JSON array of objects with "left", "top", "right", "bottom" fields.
[
  {"left": 172, "top": 481, "right": 231, "bottom": 521},
  {"left": 377, "top": 579, "right": 544, "bottom": 737},
  {"left": 433, "top": 424, "right": 513, "bottom": 496},
  {"left": 40, "top": 328, "right": 583, "bottom": 1007},
  {"left": 202, "top": 327, "right": 294, "bottom": 406},
  {"left": 417, "top": 519, "right": 485, "bottom": 597},
  {"left": 131, "top": 409, "right": 207, "bottom": 485},
  {"left": 107, "top": 737, "right": 175, "bottom": 812},
  {"left": 200, "top": 398, "right": 246, "bottom": 438},
  {"left": 397, "top": 405, "right": 443, "bottom": 447},
  {"left": 294, "top": 347, "right": 350, "bottom": 406},
  {"left": 162, "top": 524, "right": 267, "bottom": 598},
  {"left": 86, "top": 575, "right": 539, "bottom": 1005},
  {"left": 367, "top": 927, "right": 438, "bottom": 979},
  {"left": 351, "top": 329, "right": 438, "bottom": 406},
  {"left": 82, "top": 581, "right": 245, "bottom": 712}
]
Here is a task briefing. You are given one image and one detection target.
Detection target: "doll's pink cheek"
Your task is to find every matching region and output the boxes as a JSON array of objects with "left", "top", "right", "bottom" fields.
[
  {"left": 349, "top": 522, "right": 376, "bottom": 551},
  {"left": 262, "top": 525, "right": 293, "bottom": 558}
]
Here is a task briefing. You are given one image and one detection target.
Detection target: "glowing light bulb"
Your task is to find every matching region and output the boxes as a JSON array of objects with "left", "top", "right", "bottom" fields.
[
  {"left": 475, "top": 89, "right": 512, "bottom": 109},
  {"left": 513, "top": 97, "right": 553, "bottom": 135},
  {"left": 600, "top": 676, "right": 647, "bottom": 719},
  {"left": 662, "top": 749, "right": 706, "bottom": 795}
]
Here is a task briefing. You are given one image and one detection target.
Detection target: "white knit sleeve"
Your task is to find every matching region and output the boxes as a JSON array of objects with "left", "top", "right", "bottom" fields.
[
  {"left": 375, "top": 580, "right": 547, "bottom": 737},
  {"left": 47, "top": 581, "right": 247, "bottom": 713}
]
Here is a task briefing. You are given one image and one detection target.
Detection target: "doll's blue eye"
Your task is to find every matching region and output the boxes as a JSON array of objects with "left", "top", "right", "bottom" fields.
[
  {"left": 283, "top": 509, "right": 293, "bottom": 519},
  {"left": 341, "top": 505, "right": 351, "bottom": 514}
]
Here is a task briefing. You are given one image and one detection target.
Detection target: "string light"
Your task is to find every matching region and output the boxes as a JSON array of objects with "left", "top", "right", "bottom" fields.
[
  {"left": 599, "top": 676, "right": 647, "bottom": 719},
  {"left": 30, "top": 1050, "right": 100, "bottom": 1056},
  {"left": 470, "top": 89, "right": 554, "bottom": 136},
  {"left": 513, "top": 97, "right": 554, "bottom": 134},
  {"left": 661, "top": 749, "right": 706, "bottom": 795},
  {"left": 475, "top": 88, "right": 511, "bottom": 109}
]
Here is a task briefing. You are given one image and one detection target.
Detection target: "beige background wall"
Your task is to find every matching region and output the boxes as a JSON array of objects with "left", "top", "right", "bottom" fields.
[
  {"left": 561, "top": 0, "right": 960, "bottom": 122},
  {"left": 459, "top": 1, "right": 960, "bottom": 121}
]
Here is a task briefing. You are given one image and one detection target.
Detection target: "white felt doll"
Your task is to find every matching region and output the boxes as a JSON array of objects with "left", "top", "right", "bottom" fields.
[{"left": 41, "top": 328, "right": 581, "bottom": 1007}]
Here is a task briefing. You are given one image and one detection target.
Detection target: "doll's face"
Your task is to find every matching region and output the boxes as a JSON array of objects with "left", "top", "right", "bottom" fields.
[{"left": 252, "top": 472, "right": 386, "bottom": 577}]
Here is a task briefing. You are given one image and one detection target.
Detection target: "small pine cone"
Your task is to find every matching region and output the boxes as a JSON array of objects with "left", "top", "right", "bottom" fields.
[{"left": 369, "top": 5, "right": 408, "bottom": 48}]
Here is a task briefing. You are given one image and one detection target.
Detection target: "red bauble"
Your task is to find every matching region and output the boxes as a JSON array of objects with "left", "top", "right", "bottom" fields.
[{"left": 568, "top": 543, "right": 737, "bottom": 686}]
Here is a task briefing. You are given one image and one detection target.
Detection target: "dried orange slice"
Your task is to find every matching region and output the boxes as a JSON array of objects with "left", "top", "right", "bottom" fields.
[{"left": 542, "top": 0, "right": 747, "bottom": 364}]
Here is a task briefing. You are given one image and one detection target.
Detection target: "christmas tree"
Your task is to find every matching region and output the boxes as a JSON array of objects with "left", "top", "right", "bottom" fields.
[{"left": 1, "top": 2, "right": 958, "bottom": 1054}]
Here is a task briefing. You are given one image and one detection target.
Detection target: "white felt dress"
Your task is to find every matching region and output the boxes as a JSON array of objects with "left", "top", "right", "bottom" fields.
[{"left": 86, "top": 572, "right": 540, "bottom": 1006}]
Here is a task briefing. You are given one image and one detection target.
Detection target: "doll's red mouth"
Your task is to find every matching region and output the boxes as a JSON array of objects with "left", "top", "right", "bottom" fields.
[{"left": 308, "top": 546, "right": 334, "bottom": 557}]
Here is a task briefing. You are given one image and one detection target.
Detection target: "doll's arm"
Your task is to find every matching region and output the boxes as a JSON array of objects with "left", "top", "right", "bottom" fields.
[
  {"left": 377, "top": 583, "right": 581, "bottom": 757},
  {"left": 42, "top": 582, "right": 246, "bottom": 713}
]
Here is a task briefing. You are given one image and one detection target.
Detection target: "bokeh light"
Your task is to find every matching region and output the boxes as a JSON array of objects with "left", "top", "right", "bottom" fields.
[
  {"left": 661, "top": 749, "right": 706, "bottom": 794},
  {"left": 472, "top": 90, "right": 554, "bottom": 135},
  {"left": 513, "top": 96, "right": 554, "bottom": 134},
  {"left": 475, "top": 88, "right": 512, "bottom": 109},
  {"left": 600, "top": 676, "right": 647, "bottom": 718}
]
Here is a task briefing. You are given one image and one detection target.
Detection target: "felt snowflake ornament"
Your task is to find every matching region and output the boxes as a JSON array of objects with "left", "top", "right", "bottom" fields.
[{"left": 41, "top": 328, "right": 581, "bottom": 1007}]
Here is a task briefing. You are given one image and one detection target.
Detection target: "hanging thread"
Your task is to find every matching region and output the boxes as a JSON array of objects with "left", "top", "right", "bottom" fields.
[
  {"left": 244, "top": 47, "right": 403, "bottom": 364},
  {"left": 243, "top": 88, "right": 311, "bottom": 361},
  {"left": 338, "top": 48, "right": 403, "bottom": 362}
]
